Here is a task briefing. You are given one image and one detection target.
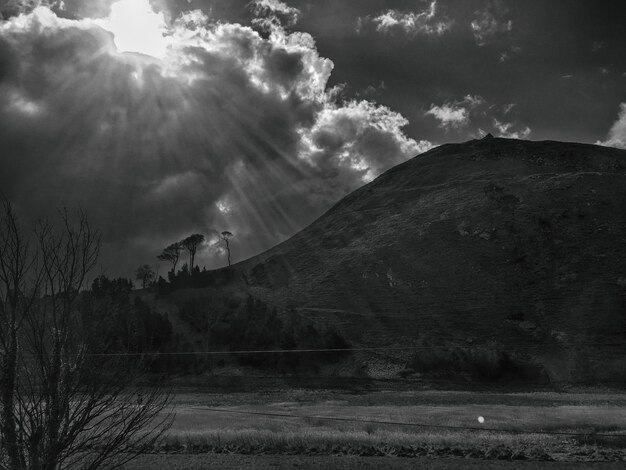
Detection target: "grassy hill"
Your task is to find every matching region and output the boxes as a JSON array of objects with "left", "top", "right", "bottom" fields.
[
  {"left": 195, "top": 136, "right": 626, "bottom": 382},
  {"left": 153, "top": 136, "right": 626, "bottom": 383}
]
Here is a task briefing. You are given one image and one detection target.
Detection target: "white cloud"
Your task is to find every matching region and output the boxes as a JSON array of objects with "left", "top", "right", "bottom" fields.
[
  {"left": 493, "top": 118, "right": 531, "bottom": 139},
  {"left": 462, "top": 94, "right": 486, "bottom": 109},
  {"left": 425, "top": 94, "right": 485, "bottom": 130},
  {"left": 502, "top": 103, "right": 515, "bottom": 114},
  {"left": 597, "top": 103, "right": 626, "bottom": 149},
  {"left": 250, "top": 0, "right": 301, "bottom": 32},
  {"left": 301, "top": 100, "right": 432, "bottom": 182},
  {"left": 425, "top": 104, "right": 469, "bottom": 129},
  {"left": 0, "top": 0, "right": 62, "bottom": 18},
  {"left": 470, "top": 0, "right": 513, "bottom": 47},
  {"left": 4, "top": 88, "right": 44, "bottom": 116},
  {"left": 426, "top": 95, "right": 530, "bottom": 139},
  {"left": 368, "top": 1, "right": 453, "bottom": 37}
]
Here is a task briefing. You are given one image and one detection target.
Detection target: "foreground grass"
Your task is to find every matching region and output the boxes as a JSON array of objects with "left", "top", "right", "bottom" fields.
[
  {"left": 125, "top": 454, "right": 626, "bottom": 470},
  {"left": 153, "top": 427, "right": 626, "bottom": 461},
  {"left": 143, "top": 390, "right": 626, "bottom": 462},
  {"left": 157, "top": 428, "right": 555, "bottom": 460}
]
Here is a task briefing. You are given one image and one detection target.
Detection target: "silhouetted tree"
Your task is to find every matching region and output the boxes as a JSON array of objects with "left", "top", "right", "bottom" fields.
[
  {"left": 220, "top": 231, "right": 233, "bottom": 266},
  {"left": 0, "top": 200, "right": 171, "bottom": 470},
  {"left": 91, "top": 275, "right": 133, "bottom": 298},
  {"left": 135, "top": 264, "right": 155, "bottom": 289},
  {"left": 157, "top": 242, "right": 182, "bottom": 272},
  {"left": 181, "top": 234, "right": 204, "bottom": 271}
]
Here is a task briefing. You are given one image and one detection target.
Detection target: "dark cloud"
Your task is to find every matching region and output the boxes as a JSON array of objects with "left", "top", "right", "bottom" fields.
[{"left": 0, "top": 4, "right": 428, "bottom": 275}]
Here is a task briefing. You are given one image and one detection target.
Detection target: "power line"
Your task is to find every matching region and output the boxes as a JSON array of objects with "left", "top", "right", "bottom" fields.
[
  {"left": 23, "top": 341, "right": 626, "bottom": 358},
  {"left": 167, "top": 375, "right": 626, "bottom": 387},
  {"left": 191, "top": 407, "right": 626, "bottom": 437},
  {"left": 22, "top": 346, "right": 427, "bottom": 358}
]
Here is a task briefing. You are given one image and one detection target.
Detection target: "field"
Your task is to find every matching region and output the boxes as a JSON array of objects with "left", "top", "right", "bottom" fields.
[
  {"left": 127, "top": 454, "right": 626, "bottom": 469},
  {"left": 123, "top": 387, "right": 626, "bottom": 469}
]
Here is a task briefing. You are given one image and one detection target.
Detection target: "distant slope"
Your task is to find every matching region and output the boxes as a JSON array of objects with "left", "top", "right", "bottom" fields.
[{"left": 222, "top": 136, "right": 626, "bottom": 381}]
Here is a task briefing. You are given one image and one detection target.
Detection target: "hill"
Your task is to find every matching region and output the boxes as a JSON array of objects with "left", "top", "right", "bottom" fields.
[{"left": 210, "top": 136, "right": 626, "bottom": 382}]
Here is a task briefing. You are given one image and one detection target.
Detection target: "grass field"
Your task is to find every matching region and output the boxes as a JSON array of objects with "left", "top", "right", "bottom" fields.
[
  {"left": 126, "top": 454, "right": 626, "bottom": 469},
  {"left": 122, "top": 388, "right": 626, "bottom": 468}
]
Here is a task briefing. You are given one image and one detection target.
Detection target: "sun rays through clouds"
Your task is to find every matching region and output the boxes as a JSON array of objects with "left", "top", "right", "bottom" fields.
[{"left": 0, "top": 0, "right": 429, "bottom": 274}]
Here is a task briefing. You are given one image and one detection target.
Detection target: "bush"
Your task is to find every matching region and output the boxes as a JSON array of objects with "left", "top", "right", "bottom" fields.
[
  {"left": 408, "top": 344, "right": 545, "bottom": 382},
  {"left": 156, "top": 265, "right": 237, "bottom": 294},
  {"left": 176, "top": 295, "right": 351, "bottom": 373},
  {"left": 82, "top": 279, "right": 175, "bottom": 373}
]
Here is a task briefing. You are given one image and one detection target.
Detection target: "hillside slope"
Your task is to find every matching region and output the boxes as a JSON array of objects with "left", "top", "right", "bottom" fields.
[{"left": 220, "top": 136, "right": 626, "bottom": 381}]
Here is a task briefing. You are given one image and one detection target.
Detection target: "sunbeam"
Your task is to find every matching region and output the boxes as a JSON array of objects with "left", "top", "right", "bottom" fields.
[{"left": 0, "top": 2, "right": 424, "bottom": 274}]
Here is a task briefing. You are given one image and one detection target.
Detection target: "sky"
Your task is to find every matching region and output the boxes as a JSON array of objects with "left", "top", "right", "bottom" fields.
[{"left": 0, "top": 0, "right": 625, "bottom": 278}]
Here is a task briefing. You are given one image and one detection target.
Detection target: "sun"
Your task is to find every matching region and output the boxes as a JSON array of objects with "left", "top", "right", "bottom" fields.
[{"left": 100, "top": 0, "right": 170, "bottom": 59}]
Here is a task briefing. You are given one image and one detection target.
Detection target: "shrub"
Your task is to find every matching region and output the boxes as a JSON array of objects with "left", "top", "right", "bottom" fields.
[
  {"left": 176, "top": 295, "right": 351, "bottom": 373},
  {"left": 408, "top": 345, "right": 545, "bottom": 382}
]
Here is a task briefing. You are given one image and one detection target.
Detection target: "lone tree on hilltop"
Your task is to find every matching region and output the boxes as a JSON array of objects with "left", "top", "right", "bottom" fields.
[
  {"left": 157, "top": 242, "right": 182, "bottom": 272},
  {"left": 220, "top": 231, "right": 233, "bottom": 267},
  {"left": 135, "top": 264, "right": 155, "bottom": 289},
  {"left": 0, "top": 200, "right": 171, "bottom": 470},
  {"left": 181, "top": 234, "right": 205, "bottom": 271}
]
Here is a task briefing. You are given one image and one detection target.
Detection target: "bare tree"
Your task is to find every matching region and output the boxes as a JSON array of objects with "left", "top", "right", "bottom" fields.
[
  {"left": 0, "top": 201, "right": 172, "bottom": 470},
  {"left": 0, "top": 200, "right": 39, "bottom": 470},
  {"left": 135, "top": 264, "right": 155, "bottom": 289},
  {"left": 181, "top": 234, "right": 204, "bottom": 271},
  {"left": 157, "top": 243, "right": 182, "bottom": 273},
  {"left": 220, "top": 231, "right": 233, "bottom": 267}
]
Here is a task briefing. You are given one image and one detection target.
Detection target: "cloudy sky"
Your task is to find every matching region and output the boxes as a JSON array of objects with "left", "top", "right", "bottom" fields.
[{"left": 1, "top": 0, "right": 625, "bottom": 277}]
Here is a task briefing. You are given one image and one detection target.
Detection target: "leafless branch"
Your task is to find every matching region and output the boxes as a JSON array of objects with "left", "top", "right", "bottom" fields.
[{"left": 0, "top": 201, "right": 172, "bottom": 470}]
